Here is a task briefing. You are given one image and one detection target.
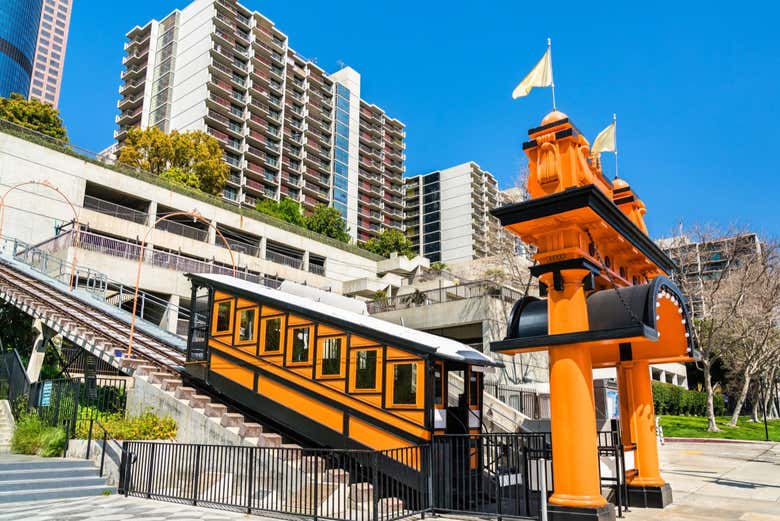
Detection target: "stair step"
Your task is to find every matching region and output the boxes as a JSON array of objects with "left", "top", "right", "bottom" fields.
[
  {"left": 0, "top": 458, "right": 96, "bottom": 472},
  {"left": 0, "top": 475, "right": 108, "bottom": 491},
  {"left": 0, "top": 466, "right": 98, "bottom": 481},
  {"left": 0, "top": 485, "right": 117, "bottom": 504}
]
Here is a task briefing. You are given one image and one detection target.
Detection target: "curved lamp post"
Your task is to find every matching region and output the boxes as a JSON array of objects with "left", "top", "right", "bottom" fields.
[
  {"left": 127, "top": 209, "right": 237, "bottom": 356},
  {"left": 0, "top": 180, "right": 81, "bottom": 288}
]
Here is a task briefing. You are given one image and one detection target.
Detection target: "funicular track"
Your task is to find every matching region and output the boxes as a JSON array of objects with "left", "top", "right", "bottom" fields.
[
  {"left": 0, "top": 257, "right": 308, "bottom": 449},
  {"left": 0, "top": 262, "right": 184, "bottom": 372}
]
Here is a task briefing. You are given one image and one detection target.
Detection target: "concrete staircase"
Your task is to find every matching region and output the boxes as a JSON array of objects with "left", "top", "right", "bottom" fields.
[
  {"left": 0, "top": 400, "right": 13, "bottom": 454},
  {"left": 0, "top": 454, "right": 116, "bottom": 503}
]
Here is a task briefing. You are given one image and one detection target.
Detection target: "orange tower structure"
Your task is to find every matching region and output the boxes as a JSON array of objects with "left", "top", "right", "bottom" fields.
[{"left": 491, "top": 111, "right": 697, "bottom": 521}]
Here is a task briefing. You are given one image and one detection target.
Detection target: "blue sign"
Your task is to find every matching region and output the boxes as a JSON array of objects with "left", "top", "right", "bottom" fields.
[{"left": 39, "top": 381, "right": 52, "bottom": 407}]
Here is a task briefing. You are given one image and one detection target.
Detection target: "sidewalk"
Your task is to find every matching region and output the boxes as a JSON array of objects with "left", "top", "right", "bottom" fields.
[{"left": 628, "top": 440, "right": 780, "bottom": 520}]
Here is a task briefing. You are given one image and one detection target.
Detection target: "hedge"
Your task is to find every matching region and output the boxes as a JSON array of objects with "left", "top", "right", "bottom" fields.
[{"left": 652, "top": 381, "right": 725, "bottom": 416}]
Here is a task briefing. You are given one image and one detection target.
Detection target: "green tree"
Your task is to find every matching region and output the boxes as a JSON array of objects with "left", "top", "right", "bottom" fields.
[
  {"left": 0, "top": 93, "right": 67, "bottom": 140},
  {"left": 255, "top": 197, "right": 304, "bottom": 227},
  {"left": 362, "top": 229, "right": 416, "bottom": 258},
  {"left": 0, "top": 303, "right": 36, "bottom": 358},
  {"left": 305, "top": 204, "right": 350, "bottom": 243},
  {"left": 118, "top": 127, "right": 229, "bottom": 194},
  {"left": 160, "top": 167, "right": 200, "bottom": 190}
]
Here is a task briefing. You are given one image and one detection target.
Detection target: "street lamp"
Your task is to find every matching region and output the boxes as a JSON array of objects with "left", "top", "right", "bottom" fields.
[
  {"left": 0, "top": 180, "right": 81, "bottom": 288},
  {"left": 127, "top": 209, "right": 237, "bottom": 356}
]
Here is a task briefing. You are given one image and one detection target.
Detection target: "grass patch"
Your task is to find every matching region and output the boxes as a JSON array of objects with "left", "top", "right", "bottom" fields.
[{"left": 659, "top": 415, "right": 780, "bottom": 441}]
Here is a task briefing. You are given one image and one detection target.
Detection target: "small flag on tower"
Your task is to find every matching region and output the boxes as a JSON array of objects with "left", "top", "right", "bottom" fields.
[
  {"left": 592, "top": 115, "right": 617, "bottom": 154},
  {"left": 512, "top": 39, "right": 555, "bottom": 107}
]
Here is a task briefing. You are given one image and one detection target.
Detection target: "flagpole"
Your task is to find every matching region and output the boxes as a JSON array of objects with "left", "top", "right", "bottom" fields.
[
  {"left": 613, "top": 113, "right": 618, "bottom": 179},
  {"left": 548, "top": 38, "right": 557, "bottom": 111}
]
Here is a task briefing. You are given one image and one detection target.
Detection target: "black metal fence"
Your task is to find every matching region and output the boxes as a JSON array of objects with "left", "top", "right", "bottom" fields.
[
  {"left": 118, "top": 430, "right": 627, "bottom": 521},
  {"left": 0, "top": 349, "right": 31, "bottom": 409},
  {"left": 120, "top": 441, "right": 428, "bottom": 521}
]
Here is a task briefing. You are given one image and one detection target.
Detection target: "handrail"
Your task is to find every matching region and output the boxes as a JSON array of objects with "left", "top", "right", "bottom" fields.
[{"left": 84, "top": 417, "right": 129, "bottom": 478}]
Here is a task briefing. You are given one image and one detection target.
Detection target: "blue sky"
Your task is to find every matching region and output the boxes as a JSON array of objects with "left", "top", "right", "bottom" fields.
[{"left": 59, "top": 1, "right": 780, "bottom": 238}]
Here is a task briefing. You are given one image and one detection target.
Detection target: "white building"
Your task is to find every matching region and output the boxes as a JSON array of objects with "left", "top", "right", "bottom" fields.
[
  {"left": 403, "top": 162, "right": 508, "bottom": 263},
  {"left": 115, "top": 0, "right": 405, "bottom": 243}
]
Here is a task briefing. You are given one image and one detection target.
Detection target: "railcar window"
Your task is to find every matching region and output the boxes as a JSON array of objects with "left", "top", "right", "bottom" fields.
[
  {"left": 392, "top": 363, "right": 417, "bottom": 405},
  {"left": 355, "top": 350, "right": 377, "bottom": 389},
  {"left": 215, "top": 301, "right": 232, "bottom": 332},
  {"left": 291, "top": 327, "right": 310, "bottom": 362},
  {"left": 264, "top": 317, "right": 282, "bottom": 352},
  {"left": 320, "top": 337, "right": 342, "bottom": 375},
  {"left": 238, "top": 309, "right": 256, "bottom": 341}
]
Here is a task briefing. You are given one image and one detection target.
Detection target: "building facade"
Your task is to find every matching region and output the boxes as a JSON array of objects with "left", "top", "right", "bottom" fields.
[
  {"left": 404, "top": 162, "right": 505, "bottom": 263},
  {"left": 28, "top": 0, "right": 72, "bottom": 107},
  {"left": 0, "top": 0, "right": 43, "bottom": 98},
  {"left": 115, "top": 0, "right": 405, "bottom": 243}
]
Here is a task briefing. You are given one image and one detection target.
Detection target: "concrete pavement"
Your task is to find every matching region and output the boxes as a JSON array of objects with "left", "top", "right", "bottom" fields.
[{"left": 628, "top": 440, "right": 780, "bottom": 520}]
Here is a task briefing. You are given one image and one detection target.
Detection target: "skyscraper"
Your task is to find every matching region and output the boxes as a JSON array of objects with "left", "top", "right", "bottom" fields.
[
  {"left": 0, "top": 0, "right": 43, "bottom": 98},
  {"left": 115, "top": 0, "right": 405, "bottom": 243},
  {"left": 403, "top": 162, "right": 506, "bottom": 263},
  {"left": 28, "top": 0, "right": 72, "bottom": 107}
]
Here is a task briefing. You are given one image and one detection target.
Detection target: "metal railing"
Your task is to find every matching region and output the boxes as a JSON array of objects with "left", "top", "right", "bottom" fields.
[
  {"left": 1, "top": 235, "right": 193, "bottom": 334},
  {"left": 265, "top": 248, "right": 303, "bottom": 270},
  {"left": 367, "top": 280, "right": 525, "bottom": 314},
  {"left": 83, "top": 195, "right": 149, "bottom": 225},
  {"left": 0, "top": 349, "right": 31, "bottom": 407},
  {"left": 484, "top": 383, "right": 551, "bottom": 420},
  {"left": 155, "top": 218, "right": 209, "bottom": 242},
  {"left": 120, "top": 441, "right": 426, "bottom": 521}
]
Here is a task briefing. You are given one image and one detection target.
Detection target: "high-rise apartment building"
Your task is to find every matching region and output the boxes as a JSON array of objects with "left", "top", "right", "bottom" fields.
[
  {"left": 28, "top": 0, "right": 72, "bottom": 107},
  {"left": 115, "top": 0, "right": 405, "bottom": 243},
  {"left": 0, "top": 0, "right": 43, "bottom": 98},
  {"left": 403, "top": 162, "right": 505, "bottom": 263}
]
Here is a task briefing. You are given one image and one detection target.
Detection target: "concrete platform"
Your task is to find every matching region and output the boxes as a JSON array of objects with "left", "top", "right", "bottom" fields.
[{"left": 628, "top": 440, "right": 780, "bottom": 520}]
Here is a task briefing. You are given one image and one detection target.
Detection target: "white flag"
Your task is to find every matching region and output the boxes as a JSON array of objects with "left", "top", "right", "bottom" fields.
[
  {"left": 592, "top": 122, "right": 616, "bottom": 154},
  {"left": 512, "top": 48, "right": 553, "bottom": 99}
]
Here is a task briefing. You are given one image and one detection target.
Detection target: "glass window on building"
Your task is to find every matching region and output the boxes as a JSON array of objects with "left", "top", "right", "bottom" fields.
[
  {"left": 320, "top": 337, "right": 342, "bottom": 376},
  {"left": 291, "top": 326, "right": 310, "bottom": 362},
  {"left": 238, "top": 308, "right": 256, "bottom": 342}
]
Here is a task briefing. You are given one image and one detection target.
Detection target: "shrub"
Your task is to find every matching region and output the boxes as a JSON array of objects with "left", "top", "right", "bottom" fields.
[
  {"left": 652, "top": 381, "right": 725, "bottom": 416},
  {"left": 38, "top": 426, "right": 67, "bottom": 457},
  {"left": 11, "top": 413, "right": 45, "bottom": 454},
  {"left": 75, "top": 410, "right": 176, "bottom": 441},
  {"left": 10, "top": 413, "right": 66, "bottom": 457}
]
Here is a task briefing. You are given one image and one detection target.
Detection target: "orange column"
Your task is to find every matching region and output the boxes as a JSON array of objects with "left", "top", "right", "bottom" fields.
[
  {"left": 625, "top": 360, "right": 665, "bottom": 487},
  {"left": 543, "top": 269, "right": 608, "bottom": 509}
]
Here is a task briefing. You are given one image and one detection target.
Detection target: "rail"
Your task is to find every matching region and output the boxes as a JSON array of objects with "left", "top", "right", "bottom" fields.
[{"left": 367, "top": 280, "right": 525, "bottom": 314}]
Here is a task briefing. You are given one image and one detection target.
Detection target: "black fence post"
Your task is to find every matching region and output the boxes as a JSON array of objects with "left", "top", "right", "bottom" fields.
[
  {"left": 246, "top": 447, "right": 254, "bottom": 514},
  {"left": 118, "top": 442, "right": 128, "bottom": 495},
  {"left": 372, "top": 451, "right": 379, "bottom": 521},
  {"left": 313, "top": 454, "right": 319, "bottom": 521},
  {"left": 192, "top": 445, "right": 202, "bottom": 506},
  {"left": 86, "top": 418, "right": 94, "bottom": 459},
  {"left": 99, "top": 430, "right": 107, "bottom": 477},
  {"left": 146, "top": 443, "right": 156, "bottom": 499}
]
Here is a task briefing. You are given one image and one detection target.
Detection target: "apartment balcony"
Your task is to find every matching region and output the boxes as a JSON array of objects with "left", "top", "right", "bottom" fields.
[
  {"left": 117, "top": 93, "right": 143, "bottom": 111},
  {"left": 122, "top": 46, "right": 149, "bottom": 67},
  {"left": 119, "top": 78, "right": 145, "bottom": 97},
  {"left": 213, "top": 27, "right": 236, "bottom": 49},
  {"left": 302, "top": 182, "right": 330, "bottom": 201},
  {"left": 123, "top": 32, "right": 150, "bottom": 51},
  {"left": 245, "top": 144, "right": 263, "bottom": 162},
  {"left": 385, "top": 194, "right": 403, "bottom": 208},
  {"left": 384, "top": 159, "right": 404, "bottom": 173},
  {"left": 116, "top": 107, "right": 143, "bottom": 125},
  {"left": 121, "top": 64, "right": 146, "bottom": 80},
  {"left": 360, "top": 156, "right": 382, "bottom": 173},
  {"left": 214, "top": 11, "right": 236, "bottom": 33}
]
